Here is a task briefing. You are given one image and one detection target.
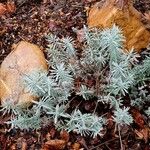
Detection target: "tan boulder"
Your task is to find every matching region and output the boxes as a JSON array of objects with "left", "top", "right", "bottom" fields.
[
  {"left": 87, "top": 0, "right": 150, "bottom": 52},
  {"left": 0, "top": 41, "right": 48, "bottom": 107}
]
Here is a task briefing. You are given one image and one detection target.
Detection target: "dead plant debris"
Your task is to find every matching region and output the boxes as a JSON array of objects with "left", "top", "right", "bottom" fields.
[{"left": 0, "top": 0, "right": 150, "bottom": 150}]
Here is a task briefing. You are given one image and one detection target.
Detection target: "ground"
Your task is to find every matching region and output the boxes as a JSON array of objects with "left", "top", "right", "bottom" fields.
[{"left": 0, "top": 0, "right": 150, "bottom": 150}]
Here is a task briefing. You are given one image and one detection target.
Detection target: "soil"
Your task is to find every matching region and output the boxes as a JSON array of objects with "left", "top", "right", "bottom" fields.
[{"left": 0, "top": 0, "right": 150, "bottom": 150}]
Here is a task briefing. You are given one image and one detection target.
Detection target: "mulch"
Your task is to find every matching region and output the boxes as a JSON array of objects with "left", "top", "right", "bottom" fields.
[{"left": 0, "top": 0, "right": 150, "bottom": 149}]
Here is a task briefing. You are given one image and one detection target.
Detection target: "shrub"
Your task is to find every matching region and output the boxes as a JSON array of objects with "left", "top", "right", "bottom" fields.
[{"left": 1, "top": 25, "right": 150, "bottom": 138}]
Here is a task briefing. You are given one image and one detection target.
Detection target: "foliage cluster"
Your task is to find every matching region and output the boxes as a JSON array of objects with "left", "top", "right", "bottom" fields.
[{"left": 1, "top": 25, "right": 150, "bottom": 138}]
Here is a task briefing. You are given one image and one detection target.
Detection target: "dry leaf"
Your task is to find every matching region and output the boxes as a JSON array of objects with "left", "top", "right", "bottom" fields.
[
  {"left": 131, "top": 108, "right": 145, "bottom": 128},
  {"left": 0, "top": 3, "right": 7, "bottom": 16},
  {"left": 60, "top": 130, "right": 69, "bottom": 142},
  {"left": 135, "top": 127, "right": 149, "bottom": 143},
  {"left": 49, "top": 127, "right": 56, "bottom": 139},
  {"left": 71, "top": 142, "right": 81, "bottom": 150},
  {"left": 21, "top": 141, "right": 27, "bottom": 150},
  {"left": 48, "top": 20, "right": 57, "bottom": 32},
  {"left": 0, "top": 2, "right": 15, "bottom": 16},
  {"left": 42, "top": 139, "right": 66, "bottom": 150},
  {"left": 10, "top": 144, "right": 17, "bottom": 150},
  {"left": 6, "top": 1, "right": 16, "bottom": 13},
  {"left": 87, "top": 0, "right": 150, "bottom": 51},
  {"left": 0, "top": 41, "right": 48, "bottom": 107}
]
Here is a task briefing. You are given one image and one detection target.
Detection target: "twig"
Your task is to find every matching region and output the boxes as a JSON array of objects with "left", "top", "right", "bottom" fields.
[
  {"left": 105, "top": 143, "right": 111, "bottom": 150},
  {"left": 89, "top": 137, "right": 119, "bottom": 150},
  {"left": 118, "top": 125, "right": 123, "bottom": 150}
]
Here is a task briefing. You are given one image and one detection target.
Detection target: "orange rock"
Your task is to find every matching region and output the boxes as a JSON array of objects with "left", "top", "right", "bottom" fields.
[
  {"left": 0, "top": 41, "right": 48, "bottom": 107},
  {"left": 87, "top": 0, "right": 150, "bottom": 52}
]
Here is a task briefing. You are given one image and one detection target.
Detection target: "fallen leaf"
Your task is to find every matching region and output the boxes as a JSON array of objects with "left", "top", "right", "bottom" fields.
[
  {"left": 60, "top": 130, "right": 69, "bottom": 142},
  {"left": 49, "top": 127, "right": 56, "bottom": 139},
  {"left": 71, "top": 142, "right": 81, "bottom": 150},
  {"left": 0, "top": 2, "right": 15, "bottom": 16},
  {"left": 42, "top": 139, "right": 66, "bottom": 150},
  {"left": 131, "top": 108, "right": 145, "bottom": 128},
  {"left": 21, "top": 141, "right": 27, "bottom": 150},
  {"left": 0, "top": 3, "right": 7, "bottom": 16},
  {"left": 10, "top": 144, "right": 16, "bottom": 150},
  {"left": 6, "top": 1, "right": 16, "bottom": 13},
  {"left": 135, "top": 127, "right": 149, "bottom": 143},
  {"left": 15, "top": 137, "right": 27, "bottom": 150},
  {"left": 48, "top": 20, "right": 57, "bottom": 32}
]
